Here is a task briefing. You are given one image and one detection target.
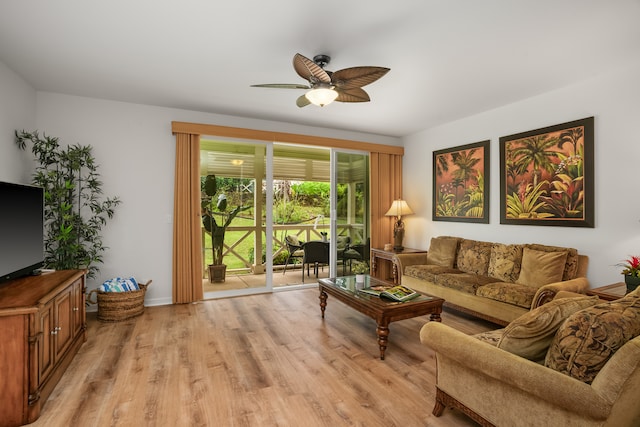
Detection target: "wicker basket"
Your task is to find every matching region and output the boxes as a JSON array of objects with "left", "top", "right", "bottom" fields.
[{"left": 88, "top": 280, "right": 152, "bottom": 322}]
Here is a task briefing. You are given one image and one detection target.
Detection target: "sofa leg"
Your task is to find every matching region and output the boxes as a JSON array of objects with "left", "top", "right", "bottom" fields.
[
  {"left": 433, "top": 387, "right": 496, "bottom": 427},
  {"left": 432, "top": 394, "right": 445, "bottom": 417}
]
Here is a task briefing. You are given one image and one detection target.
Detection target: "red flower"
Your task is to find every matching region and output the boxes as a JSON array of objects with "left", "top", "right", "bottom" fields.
[{"left": 618, "top": 255, "right": 640, "bottom": 277}]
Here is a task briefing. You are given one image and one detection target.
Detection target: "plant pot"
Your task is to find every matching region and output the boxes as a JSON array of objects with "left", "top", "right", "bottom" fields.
[
  {"left": 624, "top": 274, "right": 640, "bottom": 294},
  {"left": 355, "top": 274, "right": 365, "bottom": 283},
  {"left": 208, "top": 264, "right": 227, "bottom": 283}
]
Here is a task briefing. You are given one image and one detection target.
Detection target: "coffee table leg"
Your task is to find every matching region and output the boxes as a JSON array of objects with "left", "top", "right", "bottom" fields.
[
  {"left": 430, "top": 311, "right": 442, "bottom": 322},
  {"left": 376, "top": 322, "right": 390, "bottom": 360},
  {"left": 319, "top": 290, "right": 327, "bottom": 319}
]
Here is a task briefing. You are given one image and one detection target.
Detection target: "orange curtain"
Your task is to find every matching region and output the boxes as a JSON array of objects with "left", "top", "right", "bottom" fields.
[
  {"left": 370, "top": 152, "right": 403, "bottom": 250},
  {"left": 172, "top": 132, "right": 204, "bottom": 304}
]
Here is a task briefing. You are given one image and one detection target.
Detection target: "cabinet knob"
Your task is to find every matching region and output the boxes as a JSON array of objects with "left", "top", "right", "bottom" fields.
[
  {"left": 55, "top": 326, "right": 62, "bottom": 331},
  {"left": 51, "top": 330, "right": 57, "bottom": 335},
  {"left": 73, "top": 307, "right": 79, "bottom": 312}
]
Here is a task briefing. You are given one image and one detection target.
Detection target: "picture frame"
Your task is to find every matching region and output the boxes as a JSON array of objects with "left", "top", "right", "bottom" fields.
[
  {"left": 499, "top": 116, "right": 594, "bottom": 227},
  {"left": 433, "top": 140, "right": 489, "bottom": 223}
]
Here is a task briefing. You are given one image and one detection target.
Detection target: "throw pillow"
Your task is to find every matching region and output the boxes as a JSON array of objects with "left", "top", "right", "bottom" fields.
[
  {"left": 487, "top": 243, "right": 523, "bottom": 283},
  {"left": 525, "top": 243, "right": 579, "bottom": 280},
  {"left": 516, "top": 248, "right": 568, "bottom": 288},
  {"left": 545, "top": 293, "right": 640, "bottom": 384},
  {"left": 474, "top": 329, "right": 504, "bottom": 347},
  {"left": 287, "top": 235, "right": 301, "bottom": 246},
  {"left": 455, "top": 239, "right": 492, "bottom": 275},
  {"left": 497, "top": 295, "right": 600, "bottom": 361},
  {"left": 426, "top": 237, "right": 458, "bottom": 268}
]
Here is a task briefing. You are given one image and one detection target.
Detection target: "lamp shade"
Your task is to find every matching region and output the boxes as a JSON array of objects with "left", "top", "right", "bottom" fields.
[
  {"left": 384, "top": 199, "right": 414, "bottom": 218},
  {"left": 305, "top": 87, "right": 338, "bottom": 107}
]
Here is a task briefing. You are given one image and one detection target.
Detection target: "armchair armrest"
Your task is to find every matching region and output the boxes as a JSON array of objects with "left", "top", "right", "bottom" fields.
[
  {"left": 531, "top": 276, "right": 590, "bottom": 308},
  {"left": 420, "top": 322, "right": 610, "bottom": 420},
  {"left": 393, "top": 253, "right": 428, "bottom": 279}
]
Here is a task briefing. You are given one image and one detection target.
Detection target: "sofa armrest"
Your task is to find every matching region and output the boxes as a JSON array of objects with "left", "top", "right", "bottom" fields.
[
  {"left": 420, "top": 322, "right": 610, "bottom": 420},
  {"left": 393, "top": 253, "right": 428, "bottom": 279},
  {"left": 531, "top": 276, "right": 590, "bottom": 308}
]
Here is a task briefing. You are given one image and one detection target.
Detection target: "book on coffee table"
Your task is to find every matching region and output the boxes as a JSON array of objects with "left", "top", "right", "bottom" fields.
[
  {"left": 360, "top": 284, "right": 419, "bottom": 302},
  {"left": 359, "top": 284, "right": 389, "bottom": 297}
]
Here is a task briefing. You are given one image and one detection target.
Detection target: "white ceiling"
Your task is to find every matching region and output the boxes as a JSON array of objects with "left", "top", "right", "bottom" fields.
[{"left": 1, "top": 1, "right": 639, "bottom": 138}]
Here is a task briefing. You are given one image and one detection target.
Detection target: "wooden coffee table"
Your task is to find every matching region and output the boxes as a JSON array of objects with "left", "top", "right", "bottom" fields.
[{"left": 318, "top": 275, "right": 444, "bottom": 360}]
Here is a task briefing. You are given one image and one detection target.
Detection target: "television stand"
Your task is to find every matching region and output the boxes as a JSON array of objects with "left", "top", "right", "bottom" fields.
[{"left": 0, "top": 269, "right": 86, "bottom": 427}]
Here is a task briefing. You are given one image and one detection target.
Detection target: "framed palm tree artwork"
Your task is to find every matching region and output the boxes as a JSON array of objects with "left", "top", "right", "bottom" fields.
[
  {"left": 499, "top": 116, "right": 594, "bottom": 227},
  {"left": 433, "top": 140, "right": 489, "bottom": 223}
]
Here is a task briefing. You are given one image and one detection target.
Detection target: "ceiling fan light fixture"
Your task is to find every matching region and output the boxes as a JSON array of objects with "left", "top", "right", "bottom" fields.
[{"left": 305, "top": 87, "right": 338, "bottom": 107}]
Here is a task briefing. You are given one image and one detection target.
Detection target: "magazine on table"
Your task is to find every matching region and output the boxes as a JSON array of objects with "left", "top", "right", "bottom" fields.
[
  {"left": 360, "top": 284, "right": 419, "bottom": 302},
  {"left": 358, "top": 284, "right": 389, "bottom": 297}
]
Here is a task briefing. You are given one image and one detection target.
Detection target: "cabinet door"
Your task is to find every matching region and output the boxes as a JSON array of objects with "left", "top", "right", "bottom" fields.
[
  {"left": 38, "top": 301, "right": 55, "bottom": 384},
  {"left": 54, "top": 287, "right": 73, "bottom": 360},
  {"left": 70, "top": 278, "right": 84, "bottom": 337}
]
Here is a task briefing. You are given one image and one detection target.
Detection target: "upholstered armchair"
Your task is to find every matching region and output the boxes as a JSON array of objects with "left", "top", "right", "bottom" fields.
[{"left": 421, "top": 290, "right": 640, "bottom": 426}]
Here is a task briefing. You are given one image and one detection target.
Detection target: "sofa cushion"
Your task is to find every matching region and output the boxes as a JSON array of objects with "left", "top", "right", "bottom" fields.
[
  {"left": 476, "top": 282, "right": 538, "bottom": 309},
  {"left": 497, "top": 295, "right": 600, "bottom": 361},
  {"left": 404, "top": 264, "right": 460, "bottom": 282},
  {"left": 426, "top": 237, "right": 459, "bottom": 268},
  {"left": 516, "top": 248, "right": 568, "bottom": 288},
  {"left": 525, "top": 243, "right": 579, "bottom": 280},
  {"left": 456, "top": 239, "right": 492, "bottom": 275},
  {"left": 487, "top": 243, "right": 523, "bottom": 283},
  {"left": 545, "top": 292, "right": 640, "bottom": 384},
  {"left": 473, "top": 328, "right": 504, "bottom": 346},
  {"left": 436, "top": 273, "right": 497, "bottom": 294}
]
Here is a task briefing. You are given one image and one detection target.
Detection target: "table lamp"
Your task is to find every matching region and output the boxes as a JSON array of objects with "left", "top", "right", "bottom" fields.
[{"left": 385, "top": 199, "right": 414, "bottom": 251}]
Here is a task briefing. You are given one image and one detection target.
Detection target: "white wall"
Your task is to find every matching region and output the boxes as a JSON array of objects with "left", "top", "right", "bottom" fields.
[
  {"left": 402, "top": 59, "right": 640, "bottom": 288},
  {"left": 34, "top": 93, "right": 402, "bottom": 305},
  {"left": 0, "top": 61, "right": 36, "bottom": 182},
  {"left": 8, "top": 53, "right": 636, "bottom": 302}
]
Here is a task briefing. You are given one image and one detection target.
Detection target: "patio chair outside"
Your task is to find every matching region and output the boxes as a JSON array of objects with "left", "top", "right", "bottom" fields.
[
  {"left": 283, "top": 235, "right": 304, "bottom": 274},
  {"left": 302, "top": 241, "right": 329, "bottom": 283}
]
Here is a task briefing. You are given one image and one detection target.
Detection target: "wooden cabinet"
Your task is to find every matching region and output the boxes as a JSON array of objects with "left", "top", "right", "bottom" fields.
[
  {"left": 370, "top": 247, "right": 428, "bottom": 284},
  {"left": 587, "top": 282, "right": 626, "bottom": 301},
  {"left": 0, "top": 270, "right": 86, "bottom": 427}
]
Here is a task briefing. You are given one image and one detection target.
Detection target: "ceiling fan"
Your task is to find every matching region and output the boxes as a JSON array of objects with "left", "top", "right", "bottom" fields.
[{"left": 251, "top": 53, "right": 390, "bottom": 107}]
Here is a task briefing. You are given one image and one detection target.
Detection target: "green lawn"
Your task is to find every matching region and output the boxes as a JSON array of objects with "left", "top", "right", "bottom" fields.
[{"left": 203, "top": 217, "right": 261, "bottom": 270}]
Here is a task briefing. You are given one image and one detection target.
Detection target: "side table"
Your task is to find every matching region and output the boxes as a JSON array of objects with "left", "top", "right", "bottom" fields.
[
  {"left": 370, "top": 247, "right": 427, "bottom": 284},
  {"left": 586, "top": 282, "right": 626, "bottom": 301}
]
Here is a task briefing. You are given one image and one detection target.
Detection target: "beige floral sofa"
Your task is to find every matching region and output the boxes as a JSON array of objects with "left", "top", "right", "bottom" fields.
[
  {"left": 395, "top": 236, "right": 589, "bottom": 325},
  {"left": 420, "top": 289, "right": 640, "bottom": 426}
]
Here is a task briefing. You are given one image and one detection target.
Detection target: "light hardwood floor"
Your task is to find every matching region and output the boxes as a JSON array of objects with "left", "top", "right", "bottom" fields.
[{"left": 32, "top": 288, "right": 498, "bottom": 427}]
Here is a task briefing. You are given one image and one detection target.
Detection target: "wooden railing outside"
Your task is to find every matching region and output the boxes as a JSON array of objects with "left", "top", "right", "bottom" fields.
[{"left": 202, "top": 223, "right": 365, "bottom": 276}]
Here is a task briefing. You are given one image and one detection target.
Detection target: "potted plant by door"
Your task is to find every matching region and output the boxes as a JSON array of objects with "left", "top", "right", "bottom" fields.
[
  {"left": 201, "top": 175, "right": 249, "bottom": 283},
  {"left": 617, "top": 255, "right": 640, "bottom": 293}
]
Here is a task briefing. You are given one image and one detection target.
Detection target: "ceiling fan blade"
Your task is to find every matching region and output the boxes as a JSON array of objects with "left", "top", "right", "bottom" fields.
[
  {"left": 332, "top": 66, "right": 390, "bottom": 89},
  {"left": 251, "top": 83, "right": 310, "bottom": 89},
  {"left": 296, "top": 94, "right": 311, "bottom": 108},
  {"left": 335, "top": 87, "right": 370, "bottom": 103},
  {"left": 293, "top": 53, "right": 331, "bottom": 84}
]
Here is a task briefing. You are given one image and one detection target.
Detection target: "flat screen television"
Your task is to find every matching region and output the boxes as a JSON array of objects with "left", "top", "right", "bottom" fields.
[{"left": 0, "top": 181, "right": 45, "bottom": 283}]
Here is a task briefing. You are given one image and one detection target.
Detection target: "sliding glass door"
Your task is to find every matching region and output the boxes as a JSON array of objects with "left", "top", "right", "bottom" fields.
[
  {"left": 198, "top": 139, "right": 370, "bottom": 296},
  {"left": 331, "top": 149, "right": 370, "bottom": 277},
  {"left": 200, "top": 139, "right": 272, "bottom": 298}
]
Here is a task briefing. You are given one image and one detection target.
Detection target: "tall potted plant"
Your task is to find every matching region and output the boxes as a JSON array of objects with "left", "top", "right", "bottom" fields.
[
  {"left": 201, "top": 175, "right": 249, "bottom": 282},
  {"left": 15, "top": 130, "right": 120, "bottom": 279}
]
